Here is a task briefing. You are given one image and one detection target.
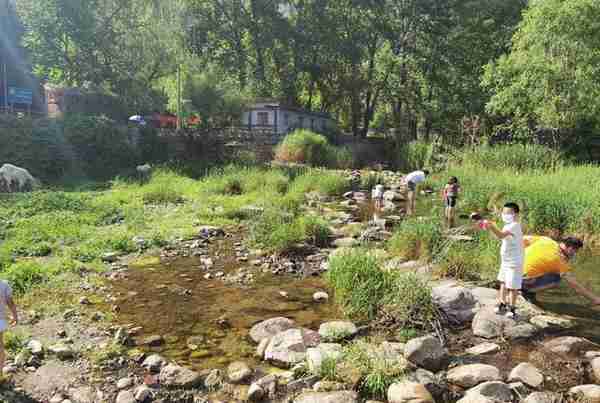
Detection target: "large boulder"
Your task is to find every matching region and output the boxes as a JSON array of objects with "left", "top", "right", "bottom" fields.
[
  {"left": 465, "top": 381, "right": 513, "bottom": 402},
  {"left": 159, "top": 364, "right": 203, "bottom": 388},
  {"left": 529, "top": 315, "right": 574, "bottom": 331},
  {"left": 0, "top": 163, "right": 38, "bottom": 193},
  {"left": 472, "top": 307, "right": 516, "bottom": 339},
  {"left": 249, "top": 317, "right": 297, "bottom": 343},
  {"left": 432, "top": 283, "right": 477, "bottom": 324},
  {"left": 569, "top": 385, "right": 600, "bottom": 402},
  {"left": 504, "top": 324, "right": 538, "bottom": 340},
  {"left": 141, "top": 354, "right": 166, "bottom": 373},
  {"left": 404, "top": 335, "right": 447, "bottom": 372},
  {"left": 293, "top": 391, "right": 358, "bottom": 403},
  {"left": 264, "top": 328, "right": 321, "bottom": 368},
  {"left": 387, "top": 381, "right": 434, "bottom": 403},
  {"left": 523, "top": 392, "right": 561, "bottom": 403},
  {"left": 447, "top": 364, "right": 502, "bottom": 388},
  {"left": 318, "top": 321, "right": 358, "bottom": 342},
  {"left": 542, "top": 336, "right": 592, "bottom": 355},
  {"left": 307, "top": 344, "right": 343, "bottom": 374},
  {"left": 508, "top": 363, "right": 543, "bottom": 388}
]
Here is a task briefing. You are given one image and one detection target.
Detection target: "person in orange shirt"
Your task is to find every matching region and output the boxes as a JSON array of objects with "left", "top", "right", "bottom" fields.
[{"left": 521, "top": 236, "right": 600, "bottom": 305}]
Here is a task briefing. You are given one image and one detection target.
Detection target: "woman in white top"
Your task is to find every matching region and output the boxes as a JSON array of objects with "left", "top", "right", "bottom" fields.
[{"left": 404, "top": 169, "right": 429, "bottom": 216}]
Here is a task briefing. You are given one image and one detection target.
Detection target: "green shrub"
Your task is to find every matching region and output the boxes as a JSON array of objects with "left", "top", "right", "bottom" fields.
[
  {"left": 249, "top": 210, "right": 304, "bottom": 254},
  {"left": 387, "top": 217, "right": 443, "bottom": 261},
  {"left": 0, "top": 260, "right": 55, "bottom": 295},
  {"left": 298, "top": 216, "right": 331, "bottom": 247},
  {"left": 360, "top": 172, "right": 384, "bottom": 190},
  {"left": 63, "top": 113, "right": 139, "bottom": 180},
  {"left": 331, "top": 146, "right": 355, "bottom": 169},
  {"left": 289, "top": 170, "right": 350, "bottom": 197},
  {"left": 382, "top": 272, "right": 439, "bottom": 330},
  {"left": 4, "top": 330, "right": 28, "bottom": 354},
  {"left": 274, "top": 130, "right": 334, "bottom": 167},
  {"left": 455, "top": 143, "right": 565, "bottom": 171},
  {"left": 342, "top": 340, "right": 409, "bottom": 398},
  {"left": 326, "top": 249, "right": 388, "bottom": 320},
  {"left": 436, "top": 236, "right": 499, "bottom": 281}
]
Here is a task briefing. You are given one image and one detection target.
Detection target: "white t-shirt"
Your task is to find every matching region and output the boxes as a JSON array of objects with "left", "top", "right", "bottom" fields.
[
  {"left": 405, "top": 171, "right": 426, "bottom": 184},
  {"left": 500, "top": 222, "right": 524, "bottom": 268},
  {"left": 372, "top": 185, "right": 384, "bottom": 199},
  {"left": 0, "top": 280, "right": 12, "bottom": 322}
]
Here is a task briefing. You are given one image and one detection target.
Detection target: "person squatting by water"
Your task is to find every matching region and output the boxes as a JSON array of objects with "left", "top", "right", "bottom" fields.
[
  {"left": 521, "top": 236, "right": 600, "bottom": 306},
  {"left": 371, "top": 183, "right": 385, "bottom": 222},
  {"left": 442, "top": 176, "right": 460, "bottom": 227},
  {"left": 405, "top": 169, "right": 429, "bottom": 216},
  {"left": 477, "top": 202, "right": 524, "bottom": 318},
  {"left": 0, "top": 279, "right": 18, "bottom": 382}
]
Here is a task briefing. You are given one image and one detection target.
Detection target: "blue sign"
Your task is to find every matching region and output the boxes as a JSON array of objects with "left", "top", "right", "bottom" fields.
[{"left": 8, "top": 87, "right": 33, "bottom": 105}]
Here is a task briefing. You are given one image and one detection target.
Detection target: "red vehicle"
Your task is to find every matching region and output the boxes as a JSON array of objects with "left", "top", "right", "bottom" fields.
[{"left": 149, "top": 112, "right": 201, "bottom": 128}]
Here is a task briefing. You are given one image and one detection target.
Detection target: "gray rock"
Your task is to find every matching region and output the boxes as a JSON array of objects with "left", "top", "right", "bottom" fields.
[
  {"left": 134, "top": 385, "right": 153, "bottom": 402},
  {"left": 249, "top": 317, "right": 297, "bottom": 343},
  {"left": 592, "top": 357, "right": 600, "bottom": 382},
  {"left": 141, "top": 335, "right": 164, "bottom": 347},
  {"left": 586, "top": 351, "right": 600, "bottom": 359},
  {"left": 227, "top": 361, "right": 253, "bottom": 383},
  {"left": 404, "top": 335, "right": 447, "bottom": 372},
  {"left": 116, "top": 377, "right": 134, "bottom": 390},
  {"left": 466, "top": 381, "right": 513, "bottom": 402},
  {"left": 255, "top": 374, "right": 278, "bottom": 398},
  {"left": 102, "top": 252, "right": 119, "bottom": 263},
  {"left": 569, "top": 384, "right": 600, "bottom": 401},
  {"left": 447, "top": 364, "right": 502, "bottom": 388},
  {"left": 248, "top": 383, "right": 264, "bottom": 401},
  {"left": 256, "top": 337, "right": 271, "bottom": 359},
  {"left": 264, "top": 328, "right": 321, "bottom": 368},
  {"left": 456, "top": 395, "right": 496, "bottom": 403},
  {"left": 470, "top": 287, "right": 498, "bottom": 308},
  {"left": 466, "top": 343, "right": 500, "bottom": 355},
  {"left": 530, "top": 315, "right": 574, "bottom": 331},
  {"left": 307, "top": 344, "right": 343, "bottom": 374},
  {"left": 204, "top": 369, "right": 223, "bottom": 390},
  {"left": 141, "top": 354, "right": 166, "bottom": 373},
  {"left": 472, "top": 307, "right": 516, "bottom": 339},
  {"left": 432, "top": 284, "right": 476, "bottom": 324},
  {"left": 383, "top": 190, "right": 404, "bottom": 202},
  {"left": 508, "top": 363, "right": 543, "bottom": 388},
  {"left": 542, "top": 336, "right": 591, "bottom": 355},
  {"left": 318, "top": 321, "right": 358, "bottom": 342},
  {"left": 294, "top": 391, "right": 358, "bottom": 403},
  {"left": 313, "top": 292, "right": 329, "bottom": 302},
  {"left": 505, "top": 324, "right": 538, "bottom": 340},
  {"left": 333, "top": 238, "right": 358, "bottom": 248},
  {"left": 522, "top": 392, "right": 561, "bottom": 403},
  {"left": 48, "top": 344, "right": 74, "bottom": 360},
  {"left": 387, "top": 381, "right": 435, "bottom": 403},
  {"left": 27, "top": 340, "right": 43, "bottom": 356},
  {"left": 159, "top": 364, "right": 203, "bottom": 388},
  {"left": 116, "top": 391, "right": 136, "bottom": 403},
  {"left": 68, "top": 386, "right": 96, "bottom": 403}
]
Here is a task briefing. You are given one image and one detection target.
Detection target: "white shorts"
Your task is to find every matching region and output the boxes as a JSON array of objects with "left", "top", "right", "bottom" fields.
[
  {"left": 497, "top": 265, "right": 523, "bottom": 290},
  {"left": 0, "top": 320, "right": 7, "bottom": 332}
]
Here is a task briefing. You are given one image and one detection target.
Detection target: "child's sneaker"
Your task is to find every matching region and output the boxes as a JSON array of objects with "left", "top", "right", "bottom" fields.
[
  {"left": 493, "top": 302, "right": 507, "bottom": 314},
  {"left": 505, "top": 306, "right": 517, "bottom": 319}
]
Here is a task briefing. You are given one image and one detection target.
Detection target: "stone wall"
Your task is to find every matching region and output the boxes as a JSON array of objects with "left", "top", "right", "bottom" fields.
[{"left": 158, "top": 128, "right": 388, "bottom": 167}]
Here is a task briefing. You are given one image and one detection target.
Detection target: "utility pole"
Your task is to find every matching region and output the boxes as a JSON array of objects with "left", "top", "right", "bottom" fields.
[
  {"left": 176, "top": 64, "right": 181, "bottom": 130},
  {"left": 2, "top": 62, "right": 7, "bottom": 114}
]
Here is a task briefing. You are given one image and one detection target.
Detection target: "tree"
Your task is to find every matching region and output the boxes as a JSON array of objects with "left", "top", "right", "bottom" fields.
[{"left": 483, "top": 0, "right": 600, "bottom": 134}]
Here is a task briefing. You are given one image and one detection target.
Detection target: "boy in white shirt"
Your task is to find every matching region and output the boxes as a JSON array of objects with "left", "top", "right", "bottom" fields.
[
  {"left": 404, "top": 169, "right": 429, "bottom": 216},
  {"left": 478, "top": 202, "right": 524, "bottom": 318},
  {"left": 0, "top": 280, "right": 18, "bottom": 377}
]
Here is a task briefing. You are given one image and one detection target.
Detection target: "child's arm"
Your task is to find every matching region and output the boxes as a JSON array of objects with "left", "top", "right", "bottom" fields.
[
  {"left": 7, "top": 296, "right": 18, "bottom": 325},
  {"left": 441, "top": 185, "right": 448, "bottom": 200},
  {"left": 485, "top": 222, "right": 513, "bottom": 239}
]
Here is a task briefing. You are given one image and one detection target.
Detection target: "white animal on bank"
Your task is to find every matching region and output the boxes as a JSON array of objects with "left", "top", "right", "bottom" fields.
[
  {"left": 0, "top": 163, "right": 39, "bottom": 192},
  {"left": 136, "top": 163, "right": 153, "bottom": 182}
]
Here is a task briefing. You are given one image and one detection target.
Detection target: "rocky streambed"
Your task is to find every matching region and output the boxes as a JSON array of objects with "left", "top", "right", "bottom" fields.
[{"left": 3, "top": 171, "right": 600, "bottom": 403}]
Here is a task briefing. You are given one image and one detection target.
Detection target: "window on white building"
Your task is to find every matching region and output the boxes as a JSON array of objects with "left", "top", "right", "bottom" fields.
[{"left": 257, "top": 111, "right": 269, "bottom": 126}]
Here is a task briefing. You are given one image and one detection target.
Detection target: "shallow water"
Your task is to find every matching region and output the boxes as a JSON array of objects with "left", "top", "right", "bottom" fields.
[
  {"left": 536, "top": 251, "right": 600, "bottom": 343},
  {"left": 108, "top": 239, "right": 341, "bottom": 370}
]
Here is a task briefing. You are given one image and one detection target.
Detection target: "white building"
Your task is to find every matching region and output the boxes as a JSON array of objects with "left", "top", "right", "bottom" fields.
[{"left": 241, "top": 100, "right": 335, "bottom": 135}]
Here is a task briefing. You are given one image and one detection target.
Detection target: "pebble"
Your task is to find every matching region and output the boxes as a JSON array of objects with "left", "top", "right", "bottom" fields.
[
  {"left": 313, "top": 292, "right": 329, "bottom": 302},
  {"left": 466, "top": 343, "right": 500, "bottom": 355}
]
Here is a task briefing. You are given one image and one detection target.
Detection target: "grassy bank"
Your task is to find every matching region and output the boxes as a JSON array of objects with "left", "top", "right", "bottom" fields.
[{"left": 0, "top": 166, "right": 349, "bottom": 297}]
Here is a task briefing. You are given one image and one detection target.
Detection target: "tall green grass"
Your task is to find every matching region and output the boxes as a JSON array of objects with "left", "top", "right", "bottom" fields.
[
  {"left": 454, "top": 143, "right": 565, "bottom": 171},
  {"left": 274, "top": 129, "right": 355, "bottom": 168},
  {"left": 387, "top": 217, "right": 444, "bottom": 261}
]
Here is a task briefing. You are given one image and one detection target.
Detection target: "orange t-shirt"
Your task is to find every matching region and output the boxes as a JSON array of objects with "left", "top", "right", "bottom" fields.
[{"left": 523, "top": 236, "right": 571, "bottom": 278}]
